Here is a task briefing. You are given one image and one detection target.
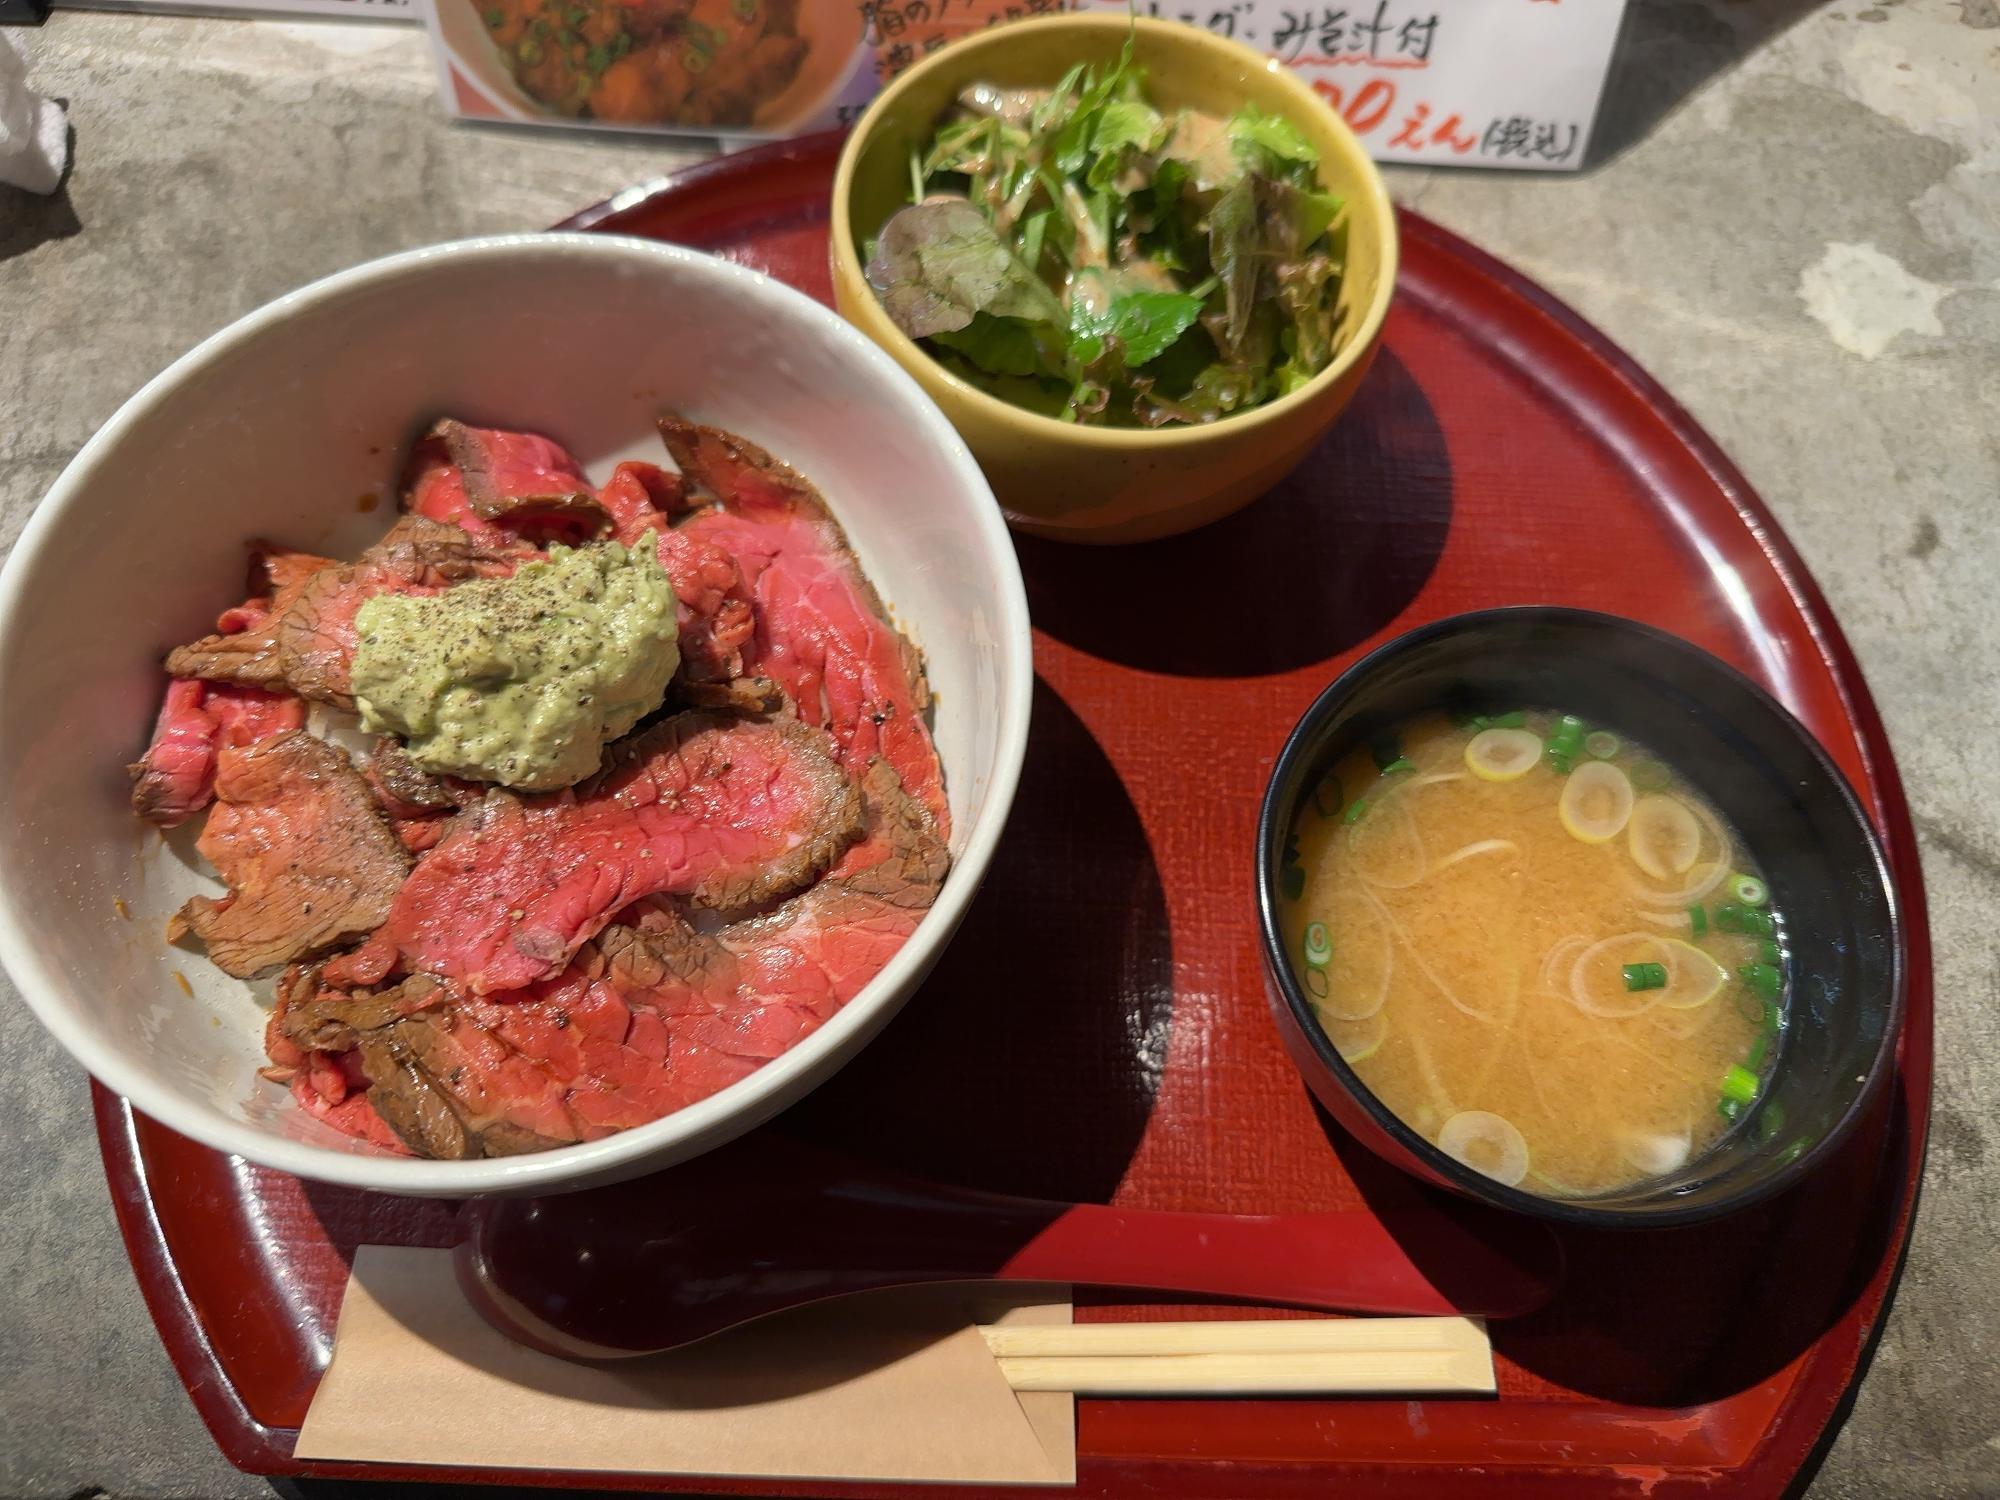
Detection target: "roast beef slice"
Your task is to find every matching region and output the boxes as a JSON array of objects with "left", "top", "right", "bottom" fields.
[{"left": 169, "top": 730, "right": 412, "bottom": 977}]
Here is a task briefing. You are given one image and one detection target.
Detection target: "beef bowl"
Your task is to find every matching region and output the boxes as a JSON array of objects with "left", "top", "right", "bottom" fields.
[{"left": 0, "top": 235, "right": 1033, "bottom": 1195}]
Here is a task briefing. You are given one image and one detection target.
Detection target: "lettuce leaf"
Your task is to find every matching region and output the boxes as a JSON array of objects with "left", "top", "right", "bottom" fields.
[
  {"left": 1048, "top": 36, "right": 1140, "bottom": 175},
  {"left": 865, "top": 200, "right": 1065, "bottom": 340},
  {"left": 945, "top": 361, "right": 1072, "bottom": 419},
  {"left": 1029, "top": 62, "right": 1087, "bottom": 137},
  {"left": 932, "top": 312, "right": 1054, "bottom": 378},
  {"left": 1272, "top": 250, "right": 1341, "bottom": 384},
  {"left": 1289, "top": 188, "right": 1343, "bottom": 250},
  {"left": 1134, "top": 360, "right": 1264, "bottom": 426},
  {"left": 1092, "top": 99, "right": 1166, "bottom": 158},
  {"left": 1017, "top": 208, "right": 1052, "bottom": 276},
  {"left": 1207, "top": 176, "right": 1260, "bottom": 359},
  {"left": 1229, "top": 105, "right": 1318, "bottom": 172},
  {"left": 1085, "top": 98, "right": 1167, "bottom": 189},
  {"left": 1066, "top": 280, "right": 1206, "bottom": 372}
]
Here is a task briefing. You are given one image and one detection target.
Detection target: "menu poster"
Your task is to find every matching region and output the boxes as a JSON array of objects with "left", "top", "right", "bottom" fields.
[
  {"left": 424, "top": 0, "right": 1626, "bottom": 171},
  {"left": 59, "top": 0, "right": 413, "bottom": 19},
  {"left": 1076, "top": 0, "right": 1628, "bottom": 169}
]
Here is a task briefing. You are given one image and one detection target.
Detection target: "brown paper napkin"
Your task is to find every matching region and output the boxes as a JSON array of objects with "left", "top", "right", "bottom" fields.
[{"left": 296, "top": 1246, "right": 1076, "bottom": 1485}]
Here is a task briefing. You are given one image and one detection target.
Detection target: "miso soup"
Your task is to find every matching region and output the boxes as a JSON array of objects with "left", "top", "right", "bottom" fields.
[{"left": 1281, "top": 712, "right": 1786, "bottom": 1197}]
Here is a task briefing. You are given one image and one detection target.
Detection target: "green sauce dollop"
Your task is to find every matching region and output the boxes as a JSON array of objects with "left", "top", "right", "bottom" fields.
[{"left": 351, "top": 541, "right": 679, "bottom": 792}]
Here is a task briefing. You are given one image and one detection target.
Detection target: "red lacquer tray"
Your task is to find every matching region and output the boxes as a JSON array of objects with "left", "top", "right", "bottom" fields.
[{"left": 95, "top": 134, "right": 1932, "bottom": 1498}]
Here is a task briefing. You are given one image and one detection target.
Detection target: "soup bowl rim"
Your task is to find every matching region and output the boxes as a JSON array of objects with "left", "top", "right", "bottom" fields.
[{"left": 1253, "top": 604, "right": 1905, "bottom": 1229}]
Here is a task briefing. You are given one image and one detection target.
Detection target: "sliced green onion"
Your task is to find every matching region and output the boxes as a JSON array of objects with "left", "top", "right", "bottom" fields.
[
  {"left": 1689, "top": 904, "right": 1709, "bottom": 937},
  {"left": 1622, "top": 962, "right": 1668, "bottom": 992},
  {"left": 1303, "top": 922, "right": 1332, "bottom": 968},
  {"left": 1548, "top": 716, "right": 1585, "bottom": 748},
  {"left": 1718, "top": 1095, "right": 1745, "bottom": 1122},
  {"left": 1720, "top": 1063, "right": 1760, "bottom": 1104},
  {"left": 1739, "top": 962, "right": 1781, "bottom": 999},
  {"left": 1714, "top": 902, "right": 1745, "bottom": 933},
  {"left": 1740, "top": 908, "right": 1776, "bottom": 938},
  {"left": 1758, "top": 937, "right": 1781, "bottom": 964},
  {"left": 1544, "top": 715, "right": 1584, "bottom": 773},
  {"left": 1762, "top": 997, "right": 1783, "bottom": 1034},
  {"left": 1584, "top": 730, "right": 1621, "bottom": 759},
  {"left": 1280, "top": 864, "right": 1304, "bottom": 901},
  {"left": 1747, "top": 1032, "right": 1770, "bottom": 1070},
  {"left": 1736, "top": 989, "right": 1765, "bottom": 1025},
  {"left": 1486, "top": 711, "right": 1527, "bottom": 729},
  {"left": 1730, "top": 874, "right": 1769, "bottom": 907},
  {"left": 1740, "top": 961, "right": 1781, "bottom": 993},
  {"left": 1379, "top": 757, "right": 1417, "bottom": 775},
  {"left": 1370, "top": 736, "right": 1403, "bottom": 773},
  {"left": 1343, "top": 796, "right": 1371, "bottom": 825}
]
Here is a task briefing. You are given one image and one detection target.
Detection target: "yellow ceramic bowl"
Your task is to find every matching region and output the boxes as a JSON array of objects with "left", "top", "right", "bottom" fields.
[{"left": 830, "top": 13, "right": 1398, "bottom": 543}]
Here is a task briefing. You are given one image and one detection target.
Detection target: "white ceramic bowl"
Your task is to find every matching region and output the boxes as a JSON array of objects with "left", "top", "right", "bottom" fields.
[{"left": 0, "top": 234, "right": 1032, "bottom": 1196}]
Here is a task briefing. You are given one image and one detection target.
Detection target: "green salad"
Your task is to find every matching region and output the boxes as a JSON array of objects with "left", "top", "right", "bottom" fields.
[{"left": 863, "top": 40, "right": 1347, "bottom": 427}]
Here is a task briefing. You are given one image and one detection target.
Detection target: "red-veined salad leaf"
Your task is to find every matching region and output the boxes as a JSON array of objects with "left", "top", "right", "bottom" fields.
[{"left": 865, "top": 199, "right": 1064, "bottom": 339}]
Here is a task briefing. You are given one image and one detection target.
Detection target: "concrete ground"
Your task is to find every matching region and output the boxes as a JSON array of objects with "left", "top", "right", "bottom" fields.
[{"left": 2, "top": 1, "right": 1996, "bottom": 1495}]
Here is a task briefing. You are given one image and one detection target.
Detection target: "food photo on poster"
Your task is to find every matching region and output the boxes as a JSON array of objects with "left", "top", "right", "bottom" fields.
[
  {"left": 0, "top": 2, "right": 1989, "bottom": 1499},
  {"left": 420, "top": 0, "right": 1626, "bottom": 168}
]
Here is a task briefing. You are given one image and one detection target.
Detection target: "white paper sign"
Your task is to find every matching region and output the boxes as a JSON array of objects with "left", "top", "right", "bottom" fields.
[
  {"left": 60, "top": 0, "right": 414, "bottom": 20},
  {"left": 1075, "top": 0, "right": 1628, "bottom": 169},
  {"left": 424, "top": 0, "right": 1625, "bottom": 170}
]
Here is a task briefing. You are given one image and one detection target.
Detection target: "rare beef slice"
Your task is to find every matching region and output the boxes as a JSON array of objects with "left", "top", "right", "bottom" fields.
[
  {"left": 598, "top": 758, "right": 947, "bottom": 1074},
  {"left": 344, "top": 710, "right": 863, "bottom": 995},
  {"left": 267, "top": 760, "right": 942, "bottom": 1160},
  {"left": 164, "top": 517, "right": 518, "bottom": 708},
  {"left": 169, "top": 730, "right": 412, "bottom": 977},
  {"left": 402, "top": 420, "right": 612, "bottom": 546},
  {"left": 658, "top": 416, "right": 950, "bottom": 835},
  {"left": 129, "top": 678, "right": 306, "bottom": 827}
]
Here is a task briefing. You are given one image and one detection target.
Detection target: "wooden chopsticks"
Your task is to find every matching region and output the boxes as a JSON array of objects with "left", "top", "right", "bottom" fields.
[{"left": 978, "top": 1317, "right": 1494, "bottom": 1396}]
